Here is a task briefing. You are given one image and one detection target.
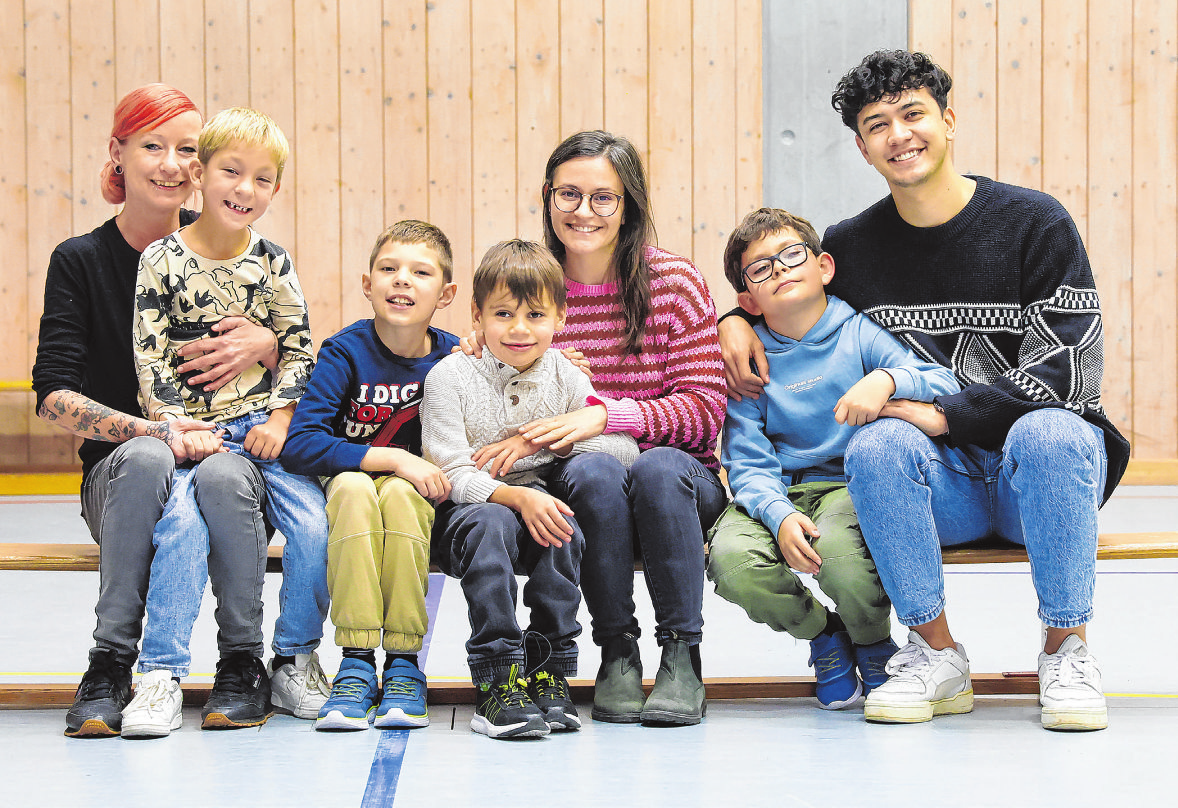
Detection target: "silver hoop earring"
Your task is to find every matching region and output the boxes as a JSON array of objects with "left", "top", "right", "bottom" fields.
[{"left": 114, "top": 165, "right": 123, "bottom": 175}]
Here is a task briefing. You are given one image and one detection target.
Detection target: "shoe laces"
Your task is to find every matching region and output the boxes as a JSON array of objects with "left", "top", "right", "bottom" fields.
[
  {"left": 884, "top": 641, "right": 938, "bottom": 678},
  {"left": 329, "top": 675, "right": 372, "bottom": 704},
  {"left": 300, "top": 654, "right": 332, "bottom": 699},
  {"left": 213, "top": 654, "right": 263, "bottom": 695},
  {"left": 383, "top": 677, "right": 421, "bottom": 698},
  {"left": 531, "top": 670, "right": 569, "bottom": 702},
  {"left": 810, "top": 642, "right": 849, "bottom": 676},
  {"left": 1043, "top": 648, "right": 1098, "bottom": 689},
  {"left": 492, "top": 663, "right": 531, "bottom": 707},
  {"left": 77, "top": 654, "right": 129, "bottom": 700},
  {"left": 135, "top": 674, "right": 177, "bottom": 712}
]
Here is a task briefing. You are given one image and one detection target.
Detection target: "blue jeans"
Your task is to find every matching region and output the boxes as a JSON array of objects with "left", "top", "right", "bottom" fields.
[
  {"left": 139, "top": 451, "right": 270, "bottom": 675},
  {"left": 548, "top": 447, "right": 727, "bottom": 646},
  {"left": 432, "top": 480, "right": 584, "bottom": 685},
  {"left": 140, "top": 410, "right": 329, "bottom": 671},
  {"left": 844, "top": 409, "right": 1108, "bottom": 629}
]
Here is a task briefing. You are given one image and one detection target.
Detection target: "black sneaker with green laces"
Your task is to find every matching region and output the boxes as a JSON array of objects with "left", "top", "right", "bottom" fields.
[
  {"left": 529, "top": 669, "right": 581, "bottom": 731},
  {"left": 471, "top": 663, "right": 550, "bottom": 740},
  {"left": 201, "top": 652, "right": 273, "bottom": 729}
]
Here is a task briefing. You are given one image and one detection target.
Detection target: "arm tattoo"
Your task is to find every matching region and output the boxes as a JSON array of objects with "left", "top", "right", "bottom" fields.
[{"left": 37, "top": 391, "right": 145, "bottom": 443}]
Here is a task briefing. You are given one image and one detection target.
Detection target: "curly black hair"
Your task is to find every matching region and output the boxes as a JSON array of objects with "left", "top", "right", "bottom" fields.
[{"left": 831, "top": 50, "right": 952, "bottom": 133}]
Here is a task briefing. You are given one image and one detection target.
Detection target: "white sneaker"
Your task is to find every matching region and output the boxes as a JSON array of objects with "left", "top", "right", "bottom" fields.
[
  {"left": 121, "top": 669, "right": 183, "bottom": 738},
  {"left": 863, "top": 630, "right": 974, "bottom": 723},
  {"left": 270, "top": 652, "right": 332, "bottom": 719},
  {"left": 1039, "top": 634, "right": 1108, "bottom": 731}
]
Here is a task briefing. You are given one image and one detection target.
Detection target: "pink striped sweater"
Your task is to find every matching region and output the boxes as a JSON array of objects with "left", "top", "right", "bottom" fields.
[{"left": 552, "top": 246, "right": 726, "bottom": 471}]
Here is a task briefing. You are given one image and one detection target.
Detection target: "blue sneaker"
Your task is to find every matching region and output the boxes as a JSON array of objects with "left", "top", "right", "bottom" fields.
[
  {"left": 808, "top": 630, "right": 863, "bottom": 710},
  {"left": 374, "top": 659, "right": 429, "bottom": 728},
  {"left": 315, "top": 658, "right": 379, "bottom": 731},
  {"left": 854, "top": 636, "right": 901, "bottom": 695}
]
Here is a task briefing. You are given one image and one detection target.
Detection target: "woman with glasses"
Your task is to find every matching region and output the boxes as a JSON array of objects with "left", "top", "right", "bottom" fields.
[{"left": 517, "top": 130, "right": 727, "bottom": 726}]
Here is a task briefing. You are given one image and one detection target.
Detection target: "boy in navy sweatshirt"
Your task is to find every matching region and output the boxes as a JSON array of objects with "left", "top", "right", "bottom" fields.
[
  {"left": 706, "top": 208, "right": 959, "bottom": 710},
  {"left": 283, "top": 220, "right": 459, "bottom": 731}
]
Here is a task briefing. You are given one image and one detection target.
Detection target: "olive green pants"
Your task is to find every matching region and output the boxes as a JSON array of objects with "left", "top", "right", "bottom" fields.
[
  {"left": 324, "top": 472, "right": 433, "bottom": 653},
  {"left": 705, "top": 483, "right": 891, "bottom": 644}
]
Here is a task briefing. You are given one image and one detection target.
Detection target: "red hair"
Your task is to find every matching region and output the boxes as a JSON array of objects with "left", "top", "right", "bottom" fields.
[{"left": 101, "top": 84, "right": 201, "bottom": 204}]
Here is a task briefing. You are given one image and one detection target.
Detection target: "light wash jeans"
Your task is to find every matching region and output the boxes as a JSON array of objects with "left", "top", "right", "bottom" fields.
[
  {"left": 140, "top": 409, "right": 330, "bottom": 674},
  {"left": 844, "top": 409, "right": 1107, "bottom": 630}
]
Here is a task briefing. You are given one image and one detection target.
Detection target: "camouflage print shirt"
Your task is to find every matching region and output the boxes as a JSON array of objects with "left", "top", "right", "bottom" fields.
[{"left": 133, "top": 226, "right": 313, "bottom": 423}]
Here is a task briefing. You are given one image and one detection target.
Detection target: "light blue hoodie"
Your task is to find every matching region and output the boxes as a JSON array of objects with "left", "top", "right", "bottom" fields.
[{"left": 721, "top": 295, "right": 960, "bottom": 538}]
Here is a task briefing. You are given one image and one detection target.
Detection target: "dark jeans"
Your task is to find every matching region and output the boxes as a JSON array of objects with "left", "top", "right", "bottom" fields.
[
  {"left": 432, "top": 482, "right": 584, "bottom": 685},
  {"left": 548, "top": 447, "right": 727, "bottom": 647}
]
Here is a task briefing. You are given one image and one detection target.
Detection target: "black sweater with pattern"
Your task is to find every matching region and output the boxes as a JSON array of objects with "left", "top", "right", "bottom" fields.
[{"left": 822, "top": 176, "right": 1128, "bottom": 502}]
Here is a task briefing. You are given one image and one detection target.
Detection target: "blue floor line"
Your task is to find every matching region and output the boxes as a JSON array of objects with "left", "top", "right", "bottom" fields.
[{"left": 360, "top": 572, "right": 447, "bottom": 808}]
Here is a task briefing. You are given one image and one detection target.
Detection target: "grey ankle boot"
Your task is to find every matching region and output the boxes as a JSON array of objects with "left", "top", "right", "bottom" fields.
[
  {"left": 591, "top": 633, "right": 645, "bottom": 723},
  {"left": 640, "top": 638, "right": 705, "bottom": 725}
]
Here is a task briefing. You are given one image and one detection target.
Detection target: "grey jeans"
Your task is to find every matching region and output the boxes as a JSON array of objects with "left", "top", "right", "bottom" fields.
[{"left": 80, "top": 436, "right": 268, "bottom": 671}]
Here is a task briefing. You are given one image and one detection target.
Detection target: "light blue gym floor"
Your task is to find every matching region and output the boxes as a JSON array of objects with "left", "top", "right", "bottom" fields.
[{"left": 1, "top": 487, "right": 1175, "bottom": 808}]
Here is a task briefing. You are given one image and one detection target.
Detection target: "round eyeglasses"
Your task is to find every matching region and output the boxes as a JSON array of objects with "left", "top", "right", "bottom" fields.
[
  {"left": 742, "top": 242, "right": 812, "bottom": 286},
  {"left": 549, "top": 185, "right": 624, "bottom": 217}
]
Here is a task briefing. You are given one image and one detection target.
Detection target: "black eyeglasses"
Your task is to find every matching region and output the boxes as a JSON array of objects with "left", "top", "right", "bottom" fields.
[
  {"left": 549, "top": 185, "right": 624, "bottom": 217},
  {"left": 742, "top": 242, "right": 812, "bottom": 286}
]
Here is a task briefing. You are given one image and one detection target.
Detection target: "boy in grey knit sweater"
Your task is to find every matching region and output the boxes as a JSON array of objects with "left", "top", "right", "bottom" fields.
[{"left": 422, "top": 240, "right": 637, "bottom": 740}]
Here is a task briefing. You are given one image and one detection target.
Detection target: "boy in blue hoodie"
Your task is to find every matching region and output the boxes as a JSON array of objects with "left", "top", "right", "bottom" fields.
[{"left": 706, "top": 208, "right": 960, "bottom": 710}]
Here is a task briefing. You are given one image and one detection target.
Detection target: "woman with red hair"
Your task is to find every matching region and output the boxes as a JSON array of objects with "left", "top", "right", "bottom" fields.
[{"left": 32, "top": 84, "right": 297, "bottom": 737}]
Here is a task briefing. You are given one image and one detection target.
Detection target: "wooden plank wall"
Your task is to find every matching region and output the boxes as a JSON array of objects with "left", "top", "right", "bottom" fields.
[
  {"left": 2, "top": 1, "right": 1176, "bottom": 473},
  {"left": 0, "top": 0, "right": 761, "bottom": 472},
  {"left": 909, "top": 0, "right": 1178, "bottom": 461}
]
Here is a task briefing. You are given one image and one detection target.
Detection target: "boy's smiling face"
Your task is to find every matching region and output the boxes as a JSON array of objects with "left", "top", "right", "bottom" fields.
[
  {"left": 193, "top": 143, "right": 280, "bottom": 234},
  {"left": 854, "top": 87, "right": 956, "bottom": 191},
  {"left": 473, "top": 284, "right": 566, "bottom": 372},
  {"left": 737, "top": 227, "right": 834, "bottom": 329},
  {"left": 364, "top": 240, "right": 457, "bottom": 332}
]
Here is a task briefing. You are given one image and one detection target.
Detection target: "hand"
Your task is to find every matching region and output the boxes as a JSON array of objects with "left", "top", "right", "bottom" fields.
[
  {"left": 147, "top": 417, "right": 224, "bottom": 461},
  {"left": 177, "top": 426, "right": 226, "bottom": 462},
  {"left": 176, "top": 316, "right": 279, "bottom": 392},
  {"left": 390, "top": 452, "right": 452, "bottom": 502},
  {"left": 878, "top": 399, "right": 949, "bottom": 437},
  {"left": 558, "top": 345, "right": 593, "bottom": 379},
  {"left": 776, "top": 512, "right": 822, "bottom": 575},
  {"left": 243, "top": 408, "right": 292, "bottom": 460},
  {"left": 834, "top": 370, "right": 896, "bottom": 426},
  {"left": 472, "top": 434, "right": 541, "bottom": 478},
  {"left": 454, "top": 329, "right": 485, "bottom": 358},
  {"left": 500, "top": 487, "right": 576, "bottom": 548},
  {"left": 718, "top": 315, "right": 768, "bottom": 401},
  {"left": 518, "top": 405, "right": 608, "bottom": 453}
]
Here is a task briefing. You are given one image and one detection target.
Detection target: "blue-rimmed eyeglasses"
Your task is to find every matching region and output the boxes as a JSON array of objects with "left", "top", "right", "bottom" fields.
[
  {"left": 549, "top": 185, "right": 624, "bottom": 217},
  {"left": 742, "top": 242, "right": 811, "bottom": 286}
]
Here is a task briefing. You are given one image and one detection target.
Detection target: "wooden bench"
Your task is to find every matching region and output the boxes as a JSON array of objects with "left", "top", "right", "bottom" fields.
[
  {"left": 2, "top": 531, "right": 1175, "bottom": 708},
  {"left": 4, "top": 531, "right": 1176, "bottom": 572}
]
